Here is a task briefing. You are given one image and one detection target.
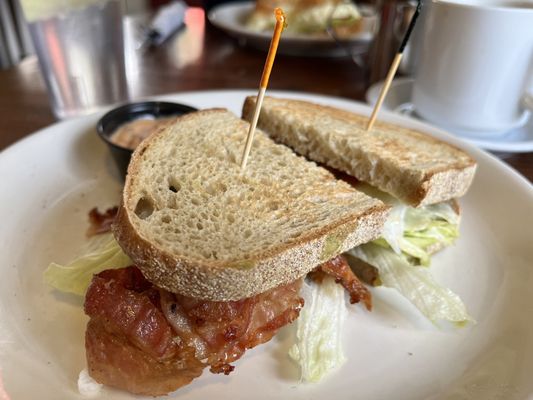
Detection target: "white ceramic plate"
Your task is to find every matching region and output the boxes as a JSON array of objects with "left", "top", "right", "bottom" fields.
[
  {"left": 207, "top": 2, "right": 377, "bottom": 57},
  {"left": 366, "top": 78, "right": 533, "bottom": 153},
  {"left": 1, "top": 90, "right": 533, "bottom": 400}
]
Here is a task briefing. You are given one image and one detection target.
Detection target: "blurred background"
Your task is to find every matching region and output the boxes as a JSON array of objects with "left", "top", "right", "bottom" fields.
[
  {"left": 0, "top": 0, "right": 531, "bottom": 175},
  {"left": 0, "top": 0, "right": 416, "bottom": 111}
]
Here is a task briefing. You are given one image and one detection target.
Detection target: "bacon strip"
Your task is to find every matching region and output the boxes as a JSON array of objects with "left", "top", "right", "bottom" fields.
[
  {"left": 312, "top": 255, "right": 372, "bottom": 310},
  {"left": 85, "top": 320, "right": 203, "bottom": 396},
  {"left": 84, "top": 267, "right": 204, "bottom": 395},
  {"left": 163, "top": 279, "right": 304, "bottom": 374},
  {"left": 84, "top": 266, "right": 304, "bottom": 395},
  {"left": 86, "top": 207, "right": 118, "bottom": 237},
  {"left": 85, "top": 269, "right": 176, "bottom": 360}
]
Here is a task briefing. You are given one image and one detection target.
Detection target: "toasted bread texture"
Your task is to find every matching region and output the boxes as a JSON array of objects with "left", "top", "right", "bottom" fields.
[
  {"left": 242, "top": 96, "right": 477, "bottom": 207},
  {"left": 113, "top": 109, "right": 389, "bottom": 301}
]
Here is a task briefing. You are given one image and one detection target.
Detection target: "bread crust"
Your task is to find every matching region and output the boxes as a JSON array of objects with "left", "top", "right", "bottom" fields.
[
  {"left": 114, "top": 201, "right": 388, "bottom": 301},
  {"left": 114, "top": 109, "right": 390, "bottom": 301},
  {"left": 243, "top": 96, "right": 477, "bottom": 207}
]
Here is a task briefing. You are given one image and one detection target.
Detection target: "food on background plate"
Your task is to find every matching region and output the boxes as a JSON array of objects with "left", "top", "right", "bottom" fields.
[
  {"left": 246, "top": 0, "right": 363, "bottom": 36},
  {"left": 243, "top": 96, "right": 476, "bottom": 323}
]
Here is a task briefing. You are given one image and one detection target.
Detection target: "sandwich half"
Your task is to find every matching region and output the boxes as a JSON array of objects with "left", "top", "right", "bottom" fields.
[
  {"left": 83, "top": 109, "right": 390, "bottom": 395},
  {"left": 242, "top": 96, "right": 477, "bottom": 323}
]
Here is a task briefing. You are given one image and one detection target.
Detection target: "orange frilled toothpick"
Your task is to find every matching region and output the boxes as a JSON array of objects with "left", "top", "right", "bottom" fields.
[{"left": 240, "top": 8, "right": 286, "bottom": 172}]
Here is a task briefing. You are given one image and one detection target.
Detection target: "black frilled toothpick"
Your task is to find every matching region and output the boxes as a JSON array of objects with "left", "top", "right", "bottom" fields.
[{"left": 366, "top": 0, "right": 423, "bottom": 131}]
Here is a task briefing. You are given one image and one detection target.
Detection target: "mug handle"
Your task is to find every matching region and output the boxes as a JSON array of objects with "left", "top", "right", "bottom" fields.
[{"left": 394, "top": 102, "right": 416, "bottom": 116}]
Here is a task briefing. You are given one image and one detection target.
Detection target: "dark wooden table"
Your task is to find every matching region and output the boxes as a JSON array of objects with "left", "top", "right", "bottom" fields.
[{"left": 1, "top": 9, "right": 531, "bottom": 182}]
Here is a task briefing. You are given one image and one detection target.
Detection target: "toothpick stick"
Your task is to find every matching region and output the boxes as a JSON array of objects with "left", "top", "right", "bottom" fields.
[
  {"left": 240, "top": 8, "right": 286, "bottom": 172},
  {"left": 366, "top": 53, "right": 403, "bottom": 131},
  {"left": 366, "top": 0, "right": 422, "bottom": 131}
]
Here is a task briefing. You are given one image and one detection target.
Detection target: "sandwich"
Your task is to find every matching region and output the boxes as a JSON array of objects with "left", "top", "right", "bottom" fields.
[
  {"left": 242, "top": 96, "right": 477, "bottom": 323},
  {"left": 45, "top": 101, "right": 476, "bottom": 396},
  {"left": 246, "top": 0, "right": 363, "bottom": 36},
  {"left": 79, "top": 109, "right": 390, "bottom": 395}
]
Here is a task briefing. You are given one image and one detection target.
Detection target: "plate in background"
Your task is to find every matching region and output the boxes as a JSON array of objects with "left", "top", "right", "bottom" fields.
[{"left": 0, "top": 90, "right": 532, "bottom": 399}]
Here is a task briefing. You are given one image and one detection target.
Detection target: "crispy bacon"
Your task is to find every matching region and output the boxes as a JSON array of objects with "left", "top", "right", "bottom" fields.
[
  {"left": 84, "top": 267, "right": 205, "bottom": 395},
  {"left": 311, "top": 255, "right": 372, "bottom": 310},
  {"left": 85, "top": 269, "right": 176, "bottom": 360},
  {"left": 85, "top": 320, "right": 203, "bottom": 396},
  {"left": 84, "top": 267, "right": 303, "bottom": 395},
  {"left": 161, "top": 279, "right": 304, "bottom": 374},
  {"left": 86, "top": 207, "right": 118, "bottom": 237}
]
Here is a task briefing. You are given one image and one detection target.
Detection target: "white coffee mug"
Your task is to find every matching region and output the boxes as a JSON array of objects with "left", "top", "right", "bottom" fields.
[{"left": 412, "top": 0, "right": 533, "bottom": 137}]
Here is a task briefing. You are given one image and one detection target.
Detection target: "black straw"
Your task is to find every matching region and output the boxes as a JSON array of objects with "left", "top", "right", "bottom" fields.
[{"left": 398, "top": 0, "right": 423, "bottom": 54}]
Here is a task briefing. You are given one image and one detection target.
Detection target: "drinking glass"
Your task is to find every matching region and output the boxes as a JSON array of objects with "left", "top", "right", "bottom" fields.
[{"left": 20, "top": 0, "right": 129, "bottom": 119}]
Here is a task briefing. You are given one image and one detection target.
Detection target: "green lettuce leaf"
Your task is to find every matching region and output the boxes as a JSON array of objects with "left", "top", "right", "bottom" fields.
[
  {"left": 43, "top": 232, "right": 132, "bottom": 296},
  {"left": 357, "top": 183, "right": 460, "bottom": 266},
  {"left": 352, "top": 184, "right": 470, "bottom": 323},
  {"left": 380, "top": 200, "right": 460, "bottom": 266},
  {"left": 349, "top": 243, "right": 472, "bottom": 323},
  {"left": 289, "top": 277, "right": 347, "bottom": 382}
]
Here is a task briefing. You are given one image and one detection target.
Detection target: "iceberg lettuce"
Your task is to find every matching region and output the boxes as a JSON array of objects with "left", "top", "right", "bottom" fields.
[
  {"left": 349, "top": 243, "right": 472, "bottom": 323},
  {"left": 380, "top": 201, "right": 460, "bottom": 266},
  {"left": 43, "top": 232, "right": 131, "bottom": 296},
  {"left": 289, "top": 277, "right": 347, "bottom": 382},
  {"left": 349, "top": 184, "right": 470, "bottom": 323}
]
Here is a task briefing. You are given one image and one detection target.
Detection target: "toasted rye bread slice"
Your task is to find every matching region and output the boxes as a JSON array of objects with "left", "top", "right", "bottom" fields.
[
  {"left": 113, "top": 109, "right": 390, "bottom": 301},
  {"left": 242, "top": 96, "right": 477, "bottom": 207}
]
